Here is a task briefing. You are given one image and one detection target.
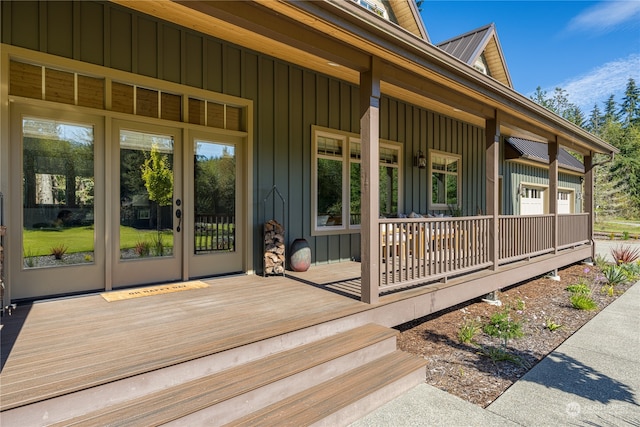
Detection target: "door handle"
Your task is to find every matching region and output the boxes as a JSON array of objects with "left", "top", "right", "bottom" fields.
[{"left": 175, "top": 207, "right": 182, "bottom": 232}]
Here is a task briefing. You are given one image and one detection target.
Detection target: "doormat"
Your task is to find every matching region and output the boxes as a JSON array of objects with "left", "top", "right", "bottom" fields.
[{"left": 101, "top": 281, "right": 210, "bottom": 302}]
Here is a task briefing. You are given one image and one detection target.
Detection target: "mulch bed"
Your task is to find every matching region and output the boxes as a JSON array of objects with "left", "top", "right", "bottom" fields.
[{"left": 395, "top": 263, "right": 633, "bottom": 408}]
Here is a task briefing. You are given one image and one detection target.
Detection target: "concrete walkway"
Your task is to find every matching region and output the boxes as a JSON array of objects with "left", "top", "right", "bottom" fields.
[{"left": 351, "top": 241, "right": 640, "bottom": 426}]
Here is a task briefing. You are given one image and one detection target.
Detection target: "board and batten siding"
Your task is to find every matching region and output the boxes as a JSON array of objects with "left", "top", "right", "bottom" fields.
[
  {"left": 2, "top": 0, "right": 487, "bottom": 269},
  {"left": 502, "top": 160, "right": 583, "bottom": 215}
]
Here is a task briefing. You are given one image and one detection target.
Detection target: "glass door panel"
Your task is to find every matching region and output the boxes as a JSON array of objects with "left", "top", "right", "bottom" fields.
[
  {"left": 10, "top": 106, "right": 104, "bottom": 300},
  {"left": 22, "top": 117, "right": 96, "bottom": 267},
  {"left": 112, "top": 121, "right": 182, "bottom": 287},
  {"left": 119, "top": 130, "right": 174, "bottom": 259},
  {"left": 188, "top": 136, "right": 243, "bottom": 277}
]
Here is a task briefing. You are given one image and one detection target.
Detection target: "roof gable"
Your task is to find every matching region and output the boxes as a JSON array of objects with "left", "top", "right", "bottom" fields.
[
  {"left": 387, "top": 1, "right": 429, "bottom": 41},
  {"left": 351, "top": 0, "right": 429, "bottom": 41},
  {"left": 506, "top": 137, "right": 585, "bottom": 173},
  {"left": 437, "top": 23, "right": 512, "bottom": 88}
]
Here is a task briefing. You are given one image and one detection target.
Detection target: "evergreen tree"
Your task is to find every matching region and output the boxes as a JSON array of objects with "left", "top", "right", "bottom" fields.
[
  {"left": 619, "top": 78, "right": 640, "bottom": 126},
  {"left": 563, "top": 105, "right": 585, "bottom": 127},
  {"left": 587, "top": 103, "right": 602, "bottom": 134},
  {"left": 603, "top": 95, "right": 618, "bottom": 123},
  {"left": 530, "top": 81, "right": 640, "bottom": 219},
  {"left": 530, "top": 87, "right": 554, "bottom": 111}
]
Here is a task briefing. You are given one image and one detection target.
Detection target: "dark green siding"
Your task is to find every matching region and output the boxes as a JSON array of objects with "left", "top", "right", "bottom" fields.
[{"left": 2, "top": 0, "right": 488, "bottom": 269}]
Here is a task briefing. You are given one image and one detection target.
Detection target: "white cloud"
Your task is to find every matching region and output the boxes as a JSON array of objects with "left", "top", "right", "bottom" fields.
[
  {"left": 568, "top": 1, "right": 640, "bottom": 33},
  {"left": 533, "top": 54, "right": 640, "bottom": 112}
]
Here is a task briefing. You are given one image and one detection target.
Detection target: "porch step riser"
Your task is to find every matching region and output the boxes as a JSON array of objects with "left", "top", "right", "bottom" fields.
[
  {"left": 36, "top": 324, "right": 399, "bottom": 426},
  {"left": 312, "top": 367, "right": 426, "bottom": 427},
  {"left": 163, "top": 338, "right": 398, "bottom": 427},
  {"left": 226, "top": 351, "right": 427, "bottom": 427},
  {"left": 1, "top": 317, "right": 374, "bottom": 427}
]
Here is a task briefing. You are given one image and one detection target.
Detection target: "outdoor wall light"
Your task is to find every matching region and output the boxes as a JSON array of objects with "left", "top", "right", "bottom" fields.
[
  {"left": 414, "top": 150, "right": 427, "bottom": 169},
  {"left": 517, "top": 183, "right": 527, "bottom": 197}
]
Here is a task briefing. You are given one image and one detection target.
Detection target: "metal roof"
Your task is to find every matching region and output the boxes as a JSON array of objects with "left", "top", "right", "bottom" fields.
[
  {"left": 436, "top": 23, "right": 512, "bottom": 88},
  {"left": 506, "top": 137, "right": 585, "bottom": 173},
  {"left": 437, "top": 23, "right": 493, "bottom": 65}
]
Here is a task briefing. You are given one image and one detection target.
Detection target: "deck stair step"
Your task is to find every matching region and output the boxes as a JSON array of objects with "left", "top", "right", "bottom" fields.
[
  {"left": 225, "top": 350, "right": 427, "bottom": 427},
  {"left": 47, "top": 323, "right": 414, "bottom": 426}
]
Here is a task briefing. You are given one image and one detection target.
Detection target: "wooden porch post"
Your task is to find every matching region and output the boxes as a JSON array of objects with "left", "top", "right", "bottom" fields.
[
  {"left": 549, "top": 138, "right": 559, "bottom": 253},
  {"left": 584, "top": 153, "right": 595, "bottom": 258},
  {"left": 486, "top": 114, "right": 500, "bottom": 271},
  {"left": 360, "top": 57, "right": 381, "bottom": 304}
]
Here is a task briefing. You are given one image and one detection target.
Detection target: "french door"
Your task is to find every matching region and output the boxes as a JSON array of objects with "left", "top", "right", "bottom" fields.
[
  {"left": 187, "top": 132, "right": 244, "bottom": 277},
  {"left": 111, "top": 121, "right": 183, "bottom": 287},
  {"left": 11, "top": 105, "right": 105, "bottom": 300},
  {"left": 10, "top": 108, "right": 245, "bottom": 300}
]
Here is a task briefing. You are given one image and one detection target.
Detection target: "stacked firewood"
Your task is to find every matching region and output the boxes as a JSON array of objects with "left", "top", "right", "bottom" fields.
[{"left": 264, "top": 220, "right": 285, "bottom": 275}]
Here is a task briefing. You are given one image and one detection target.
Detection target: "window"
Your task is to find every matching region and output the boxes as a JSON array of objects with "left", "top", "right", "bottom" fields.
[
  {"left": 313, "top": 127, "right": 401, "bottom": 234},
  {"left": 430, "top": 150, "right": 461, "bottom": 209}
]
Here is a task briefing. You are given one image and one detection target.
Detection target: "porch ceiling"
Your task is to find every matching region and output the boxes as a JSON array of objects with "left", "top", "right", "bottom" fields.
[{"left": 110, "top": 0, "right": 616, "bottom": 156}]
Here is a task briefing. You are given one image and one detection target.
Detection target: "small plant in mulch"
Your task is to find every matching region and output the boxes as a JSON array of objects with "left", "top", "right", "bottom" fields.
[
  {"left": 476, "top": 345, "right": 530, "bottom": 368},
  {"left": 482, "top": 303, "right": 525, "bottom": 349},
  {"left": 565, "top": 281, "right": 591, "bottom": 295},
  {"left": 611, "top": 244, "right": 640, "bottom": 265},
  {"left": 620, "top": 261, "right": 640, "bottom": 282},
  {"left": 458, "top": 318, "right": 481, "bottom": 344},
  {"left": 50, "top": 244, "right": 68, "bottom": 260},
  {"left": 570, "top": 293, "right": 598, "bottom": 310},
  {"left": 594, "top": 254, "right": 609, "bottom": 268},
  {"left": 566, "top": 275, "right": 599, "bottom": 310},
  {"left": 602, "top": 264, "right": 627, "bottom": 286},
  {"left": 545, "top": 318, "right": 563, "bottom": 331}
]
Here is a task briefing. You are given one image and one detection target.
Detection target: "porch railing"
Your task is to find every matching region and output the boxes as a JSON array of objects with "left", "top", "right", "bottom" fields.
[
  {"left": 558, "top": 213, "right": 590, "bottom": 248},
  {"left": 498, "top": 214, "right": 554, "bottom": 264},
  {"left": 379, "top": 216, "right": 492, "bottom": 291},
  {"left": 377, "top": 213, "right": 591, "bottom": 293},
  {"left": 195, "top": 214, "right": 235, "bottom": 252}
]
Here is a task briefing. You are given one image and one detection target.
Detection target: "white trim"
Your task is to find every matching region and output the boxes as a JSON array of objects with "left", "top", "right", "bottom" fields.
[
  {"left": 1, "top": 43, "right": 256, "bottom": 298},
  {"left": 311, "top": 125, "right": 403, "bottom": 236},
  {"left": 428, "top": 149, "right": 462, "bottom": 210}
]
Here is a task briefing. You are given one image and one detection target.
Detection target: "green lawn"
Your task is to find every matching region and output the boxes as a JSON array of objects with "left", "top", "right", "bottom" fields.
[
  {"left": 594, "top": 219, "right": 640, "bottom": 237},
  {"left": 23, "top": 226, "right": 174, "bottom": 256}
]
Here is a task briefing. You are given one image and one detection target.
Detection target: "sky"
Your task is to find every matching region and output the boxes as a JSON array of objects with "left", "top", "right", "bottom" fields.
[{"left": 420, "top": 0, "right": 640, "bottom": 114}]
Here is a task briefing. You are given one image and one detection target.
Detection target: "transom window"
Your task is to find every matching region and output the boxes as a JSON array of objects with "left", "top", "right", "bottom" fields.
[
  {"left": 430, "top": 150, "right": 461, "bottom": 209},
  {"left": 313, "top": 126, "right": 401, "bottom": 234}
]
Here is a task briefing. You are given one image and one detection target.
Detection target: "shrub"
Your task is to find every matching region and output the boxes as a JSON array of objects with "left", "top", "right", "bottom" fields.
[
  {"left": 51, "top": 244, "right": 68, "bottom": 260},
  {"left": 483, "top": 309, "right": 524, "bottom": 348},
  {"left": 620, "top": 261, "right": 640, "bottom": 282},
  {"left": 458, "top": 319, "right": 480, "bottom": 344},
  {"left": 623, "top": 231, "right": 630, "bottom": 240},
  {"left": 610, "top": 244, "right": 640, "bottom": 265},
  {"left": 570, "top": 293, "right": 598, "bottom": 310},
  {"left": 602, "top": 264, "right": 628, "bottom": 286}
]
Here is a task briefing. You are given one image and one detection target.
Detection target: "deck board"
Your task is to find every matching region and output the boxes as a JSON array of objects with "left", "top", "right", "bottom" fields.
[
  {"left": 0, "top": 274, "right": 368, "bottom": 410},
  {"left": 1, "top": 247, "right": 590, "bottom": 413}
]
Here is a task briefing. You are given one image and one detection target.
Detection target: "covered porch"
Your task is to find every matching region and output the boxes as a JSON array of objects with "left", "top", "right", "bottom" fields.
[{"left": 1, "top": 239, "right": 591, "bottom": 425}]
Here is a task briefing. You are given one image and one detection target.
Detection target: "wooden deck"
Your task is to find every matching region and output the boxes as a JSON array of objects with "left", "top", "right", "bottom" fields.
[
  {"left": 0, "top": 272, "right": 368, "bottom": 412},
  {"left": 0, "top": 244, "right": 592, "bottom": 424}
]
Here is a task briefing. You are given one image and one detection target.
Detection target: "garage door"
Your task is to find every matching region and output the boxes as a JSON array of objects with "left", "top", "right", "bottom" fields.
[
  {"left": 558, "top": 191, "right": 572, "bottom": 214},
  {"left": 520, "top": 187, "right": 544, "bottom": 215}
]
